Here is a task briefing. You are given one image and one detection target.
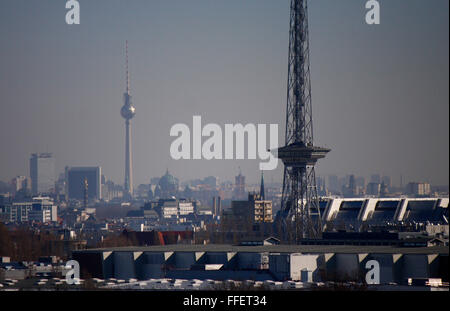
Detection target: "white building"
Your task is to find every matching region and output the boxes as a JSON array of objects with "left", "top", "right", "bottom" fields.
[
  {"left": 178, "top": 202, "right": 194, "bottom": 216},
  {"left": 406, "top": 182, "right": 431, "bottom": 196},
  {"left": 0, "top": 196, "right": 57, "bottom": 223}
]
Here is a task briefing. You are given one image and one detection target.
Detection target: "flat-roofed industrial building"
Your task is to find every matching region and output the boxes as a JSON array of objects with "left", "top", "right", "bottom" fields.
[{"left": 72, "top": 244, "right": 448, "bottom": 284}]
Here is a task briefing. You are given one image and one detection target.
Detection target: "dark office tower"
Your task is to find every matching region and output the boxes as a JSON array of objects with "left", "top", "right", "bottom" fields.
[
  {"left": 380, "top": 181, "right": 388, "bottom": 197},
  {"left": 217, "top": 196, "right": 222, "bottom": 216},
  {"left": 276, "top": 0, "right": 330, "bottom": 240},
  {"left": 356, "top": 176, "right": 366, "bottom": 189},
  {"left": 234, "top": 171, "right": 246, "bottom": 200},
  {"left": 381, "top": 176, "right": 391, "bottom": 189},
  {"left": 328, "top": 175, "right": 339, "bottom": 193},
  {"left": 316, "top": 176, "right": 326, "bottom": 196},
  {"left": 30, "top": 153, "right": 55, "bottom": 195},
  {"left": 349, "top": 175, "right": 356, "bottom": 197},
  {"left": 120, "top": 41, "right": 136, "bottom": 200},
  {"left": 66, "top": 166, "right": 101, "bottom": 201},
  {"left": 212, "top": 196, "right": 222, "bottom": 218},
  {"left": 371, "top": 174, "right": 381, "bottom": 184},
  {"left": 212, "top": 197, "right": 217, "bottom": 217}
]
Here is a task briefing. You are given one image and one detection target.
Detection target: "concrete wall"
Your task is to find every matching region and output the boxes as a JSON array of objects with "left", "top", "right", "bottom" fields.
[
  {"left": 269, "top": 253, "right": 323, "bottom": 282},
  {"left": 204, "top": 252, "right": 229, "bottom": 265},
  {"left": 269, "top": 253, "right": 288, "bottom": 281},
  {"left": 113, "top": 252, "right": 136, "bottom": 280},
  {"left": 401, "top": 254, "right": 429, "bottom": 280},
  {"left": 102, "top": 251, "right": 114, "bottom": 279},
  {"left": 334, "top": 254, "right": 361, "bottom": 280},
  {"left": 238, "top": 252, "right": 266, "bottom": 270},
  {"left": 290, "top": 254, "right": 321, "bottom": 282},
  {"left": 174, "top": 252, "right": 197, "bottom": 269},
  {"left": 73, "top": 250, "right": 448, "bottom": 282}
]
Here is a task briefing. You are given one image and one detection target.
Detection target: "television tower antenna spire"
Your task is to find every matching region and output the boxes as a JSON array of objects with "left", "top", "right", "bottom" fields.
[{"left": 126, "top": 40, "right": 130, "bottom": 95}]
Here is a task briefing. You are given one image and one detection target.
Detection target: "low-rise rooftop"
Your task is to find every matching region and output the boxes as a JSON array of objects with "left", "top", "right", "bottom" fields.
[{"left": 73, "top": 244, "right": 449, "bottom": 255}]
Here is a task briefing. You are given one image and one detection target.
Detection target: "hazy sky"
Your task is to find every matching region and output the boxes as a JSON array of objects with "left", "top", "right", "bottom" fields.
[{"left": 0, "top": 0, "right": 448, "bottom": 186}]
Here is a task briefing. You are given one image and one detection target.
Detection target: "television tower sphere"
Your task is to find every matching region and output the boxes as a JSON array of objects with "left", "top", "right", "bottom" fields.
[{"left": 121, "top": 94, "right": 136, "bottom": 120}]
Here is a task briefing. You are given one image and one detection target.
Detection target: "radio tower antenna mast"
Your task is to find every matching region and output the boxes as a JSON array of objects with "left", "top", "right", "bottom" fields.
[{"left": 276, "top": 0, "right": 330, "bottom": 241}]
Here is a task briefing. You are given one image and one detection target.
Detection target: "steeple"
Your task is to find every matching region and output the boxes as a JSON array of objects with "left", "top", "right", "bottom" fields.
[{"left": 260, "top": 172, "right": 265, "bottom": 200}]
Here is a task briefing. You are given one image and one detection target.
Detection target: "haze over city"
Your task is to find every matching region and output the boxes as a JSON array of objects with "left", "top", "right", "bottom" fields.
[
  {"left": 0, "top": 0, "right": 448, "bottom": 186},
  {"left": 0, "top": 0, "right": 449, "bottom": 298}
]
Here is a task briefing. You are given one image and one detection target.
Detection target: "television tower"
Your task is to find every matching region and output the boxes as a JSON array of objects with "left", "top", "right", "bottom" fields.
[
  {"left": 120, "top": 41, "right": 136, "bottom": 199},
  {"left": 276, "top": 0, "right": 330, "bottom": 240},
  {"left": 83, "top": 177, "right": 88, "bottom": 209}
]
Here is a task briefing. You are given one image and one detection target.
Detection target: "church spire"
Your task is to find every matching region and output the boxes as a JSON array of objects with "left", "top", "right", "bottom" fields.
[{"left": 260, "top": 172, "right": 265, "bottom": 200}]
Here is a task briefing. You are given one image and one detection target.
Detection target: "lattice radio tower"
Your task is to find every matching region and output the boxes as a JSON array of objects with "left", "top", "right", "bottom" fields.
[{"left": 276, "top": 0, "right": 330, "bottom": 241}]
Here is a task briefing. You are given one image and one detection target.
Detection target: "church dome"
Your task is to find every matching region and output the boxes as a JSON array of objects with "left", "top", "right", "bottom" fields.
[{"left": 158, "top": 170, "right": 178, "bottom": 198}]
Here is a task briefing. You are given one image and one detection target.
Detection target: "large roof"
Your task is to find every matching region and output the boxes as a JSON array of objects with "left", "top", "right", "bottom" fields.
[{"left": 73, "top": 244, "right": 449, "bottom": 255}]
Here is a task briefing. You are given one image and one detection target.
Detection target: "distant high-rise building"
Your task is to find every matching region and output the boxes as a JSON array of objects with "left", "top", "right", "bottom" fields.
[
  {"left": 203, "top": 176, "right": 218, "bottom": 188},
  {"left": 355, "top": 176, "right": 366, "bottom": 189},
  {"left": 349, "top": 175, "right": 356, "bottom": 196},
  {"left": 30, "top": 153, "right": 55, "bottom": 195},
  {"left": 1, "top": 196, "right": 57, "bottom": 223},
  {"left": 366, "top": 182, "right": 381, "bottom": 196},
  {"left": 380, "top": 181, "right": 389, "bottom": 197},
  {"left": 233, "top": 171, "right": 246, "bottom": 200},
  {"left": 338, "top": 176, "right": 348, "bottom": 193},
  {"left": 406, "top": 182, "right": 431, "bottom": 196},
  {"left": 327, "top": 175, "right": 339, "bottom": 193},
  {"left": 381, "top": 176, "right": 391, "bottom": 189},
  {"left": 11, "top": 176, "right": 31, "bottom": 194},
  {"left": 370, "top": 174, "right": 381, "bottom": 184},
  {"left": 342, "top": 175, "right": 358, "bottom": 197},
  {"left": 102, "top": 180, "right": 123, "bottom": 201},
  {"left": 212, "top": 196, "right": 222, "bottom": 218},
  {"left": 225, "top": 193, "right": 273, "bottom": 226},
  {"left": 65, "top": 166, "right": 102, "bottom": 201},
  {"left": 316, "top": 176, "right": 326, "bottom": 196}
]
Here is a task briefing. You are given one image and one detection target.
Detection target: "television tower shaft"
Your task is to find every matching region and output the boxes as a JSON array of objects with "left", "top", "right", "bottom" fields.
[{"left": 120, "top": 41, "right": 136, "bottom": 199}]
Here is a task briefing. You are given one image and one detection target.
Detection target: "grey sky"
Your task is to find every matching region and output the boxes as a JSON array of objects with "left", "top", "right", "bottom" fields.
[{"left": 0, "top": 0, "right": 448, "bottom": 186}]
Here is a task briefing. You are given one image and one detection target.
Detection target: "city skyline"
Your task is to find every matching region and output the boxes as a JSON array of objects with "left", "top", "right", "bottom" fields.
[
  {"left": 0, "top": 0, "right": 448, "bottom": 187},
  {"left": 0, "top": 0, "right": 449, "bottom": 297}
]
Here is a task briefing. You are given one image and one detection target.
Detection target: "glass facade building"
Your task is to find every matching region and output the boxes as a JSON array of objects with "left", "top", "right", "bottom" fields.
[{"left": 30, "top": 153, "right": 55, "bottom": 195}]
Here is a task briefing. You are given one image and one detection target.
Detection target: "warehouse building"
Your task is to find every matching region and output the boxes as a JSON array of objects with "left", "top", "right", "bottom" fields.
[{"left": 72, "top": 244, "right": 448, "bottom": 284}]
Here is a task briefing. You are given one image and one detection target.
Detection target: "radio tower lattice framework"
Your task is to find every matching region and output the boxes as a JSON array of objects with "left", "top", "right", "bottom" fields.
[{"left": 276, "top": 0, "right": 330, "bottom": 241}]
